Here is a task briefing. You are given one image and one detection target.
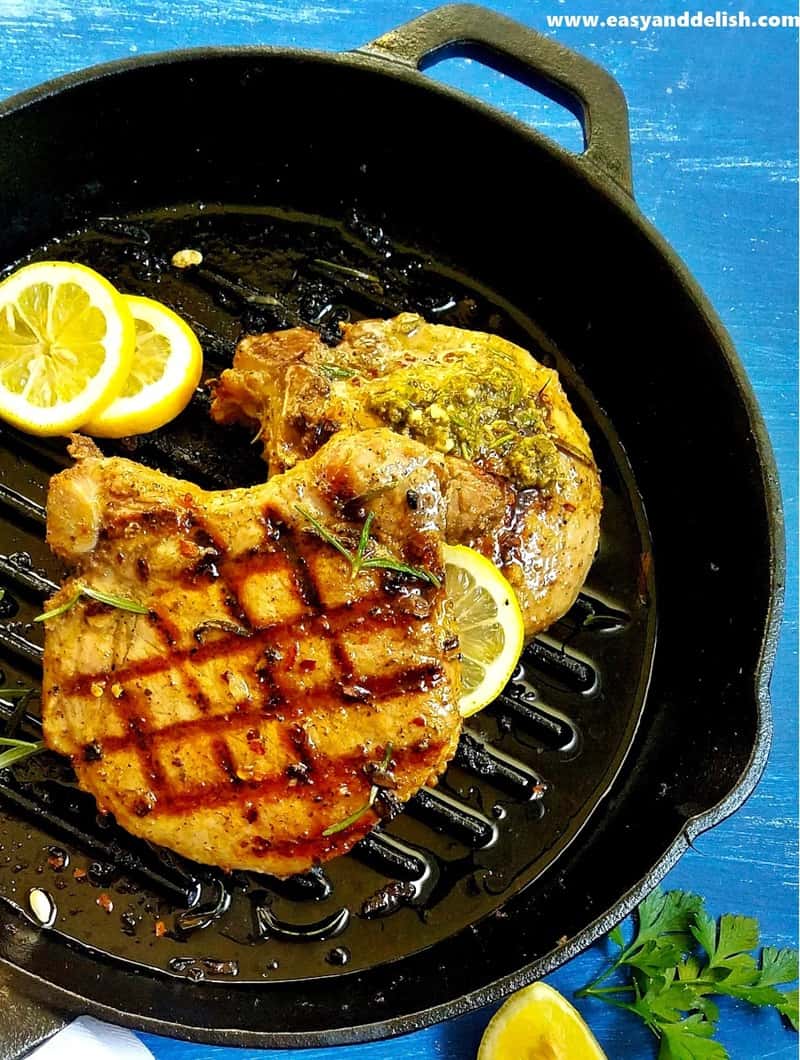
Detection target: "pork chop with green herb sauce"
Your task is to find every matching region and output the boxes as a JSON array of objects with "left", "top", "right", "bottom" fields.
[{"left": 211, "top": 313, "right": 603, "bottom": 639}]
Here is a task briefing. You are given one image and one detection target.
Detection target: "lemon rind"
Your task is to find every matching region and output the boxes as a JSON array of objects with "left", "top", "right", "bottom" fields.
[
  {"left": 443, "top": 544, "right": 525, "bottom": 718},
  {"left": 84, "top": 294, "right": 203, "bottom": 438}
]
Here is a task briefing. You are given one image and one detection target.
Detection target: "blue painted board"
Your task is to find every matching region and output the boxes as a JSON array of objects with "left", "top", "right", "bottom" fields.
[{"left": 0, "top": 2, "right": 796, "bottom": 1057}]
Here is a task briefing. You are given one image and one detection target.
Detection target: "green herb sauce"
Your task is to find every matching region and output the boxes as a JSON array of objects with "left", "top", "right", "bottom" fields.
[{"left": 365, "top": 352, "right": 561, "bottom": 490}]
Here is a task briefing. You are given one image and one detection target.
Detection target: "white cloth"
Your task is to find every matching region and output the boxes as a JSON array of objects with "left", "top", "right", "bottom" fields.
[{"left": 27, "top": 1016, "right": 154, "bottom": 1060}]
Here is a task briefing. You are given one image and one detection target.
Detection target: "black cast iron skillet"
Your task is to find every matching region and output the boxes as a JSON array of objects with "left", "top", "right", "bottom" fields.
[{"left": 0, "top": 4, "right": 784, "bottom": 1048}]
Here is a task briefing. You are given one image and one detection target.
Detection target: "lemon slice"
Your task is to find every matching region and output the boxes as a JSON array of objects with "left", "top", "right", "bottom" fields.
[
  {"left": 84, "top": 295, "right": 202, "bottom": 438},
  {"left": 478, "top": 982, "right": 607, "bottom": 1060},
  {"left": 444, "top": 544, "right": 524, "bottom": 717},
  {"left": 0, "top": 261, "right": 135, "bottom": 436}
]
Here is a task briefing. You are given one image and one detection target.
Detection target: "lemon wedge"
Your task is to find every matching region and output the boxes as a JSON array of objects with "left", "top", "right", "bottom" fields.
[
  {"left": 444, "top": 544, "right": 524, "bottom": 717},
  {"left": 478, "top": 982, "right": 608, "bottom": 1060},
  {"left": 84, "top": 295, "right": 202, "bottom": 438},
  {"left": 0, "top": 261, "right": 135, "bottom": 436}
]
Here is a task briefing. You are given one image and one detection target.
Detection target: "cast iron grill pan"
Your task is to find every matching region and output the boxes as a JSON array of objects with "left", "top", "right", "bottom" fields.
[{"left": 0, "top": 5, "right": 779, "bottom": 1046}]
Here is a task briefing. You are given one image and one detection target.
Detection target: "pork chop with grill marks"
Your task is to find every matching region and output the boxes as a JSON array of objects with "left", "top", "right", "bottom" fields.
[
  {"left": 42, "top": 428, "right": 461, "bottom": 877},
  {"left": 211, "top": 313, "right": 603, "bottom": 640}
]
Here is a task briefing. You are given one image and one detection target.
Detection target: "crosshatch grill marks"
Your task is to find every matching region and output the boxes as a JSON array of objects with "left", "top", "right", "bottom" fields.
[
  {"left": 331, "top": 638, "right": 355, "bottom": 684},
  {"left": 285, "top": 721, "right": 318, "bottom": 786},
  {"left": 98, "top": 682, "right": 168, "bottom": 801},
  {"left": 82, "top": 662, "right": 447, "bottom": 759},
  {"left": 104, "top": 738, "right": 450, "bottom": 820},
  {"left": 213, "top": 738, "right": 242, "bottom": 787},
  {"left": 273, "top": 513, "right": 326, "bottom": 613},
  {"left": 64, "top": 513, "right": 452, "bottom": 808},
  {"left": 62, "top": 593, "right": 399, "bottom": 697},
  {"left": 40, "top": 430, "right": 466, "bottom": 877},
  {"left": 274, "top": 515, "right": 371, "bottom": 712}
]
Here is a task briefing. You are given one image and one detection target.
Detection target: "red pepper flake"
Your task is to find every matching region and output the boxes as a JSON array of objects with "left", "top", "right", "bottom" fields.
[
  {"left": 178, "top": 539, "right": 197, "bottom": 558},
  {"left": 47, "top": 853, "right": 66, "bottom": 871},
  {"left": 299, "top": 659, "right": 316, "bottom": 673},
  {"left": 411, "top": 716, "right": 427, "bottom": 727},
  {"left": 248, "top": 739, "right": 265, "bottom": 755},
  {"left": 154, "top": 920, "right": 167, "bottom": 937},
  {"left": 73, "top": 868, "right": 87, "bottom": 881},
  {"left": 96, "top": 893, "right": 114, "bottom": 913}
]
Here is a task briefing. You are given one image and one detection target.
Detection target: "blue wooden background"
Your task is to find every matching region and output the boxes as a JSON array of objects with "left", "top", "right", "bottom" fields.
[{"left": 0, "top": 1, "right": 796, "bottom": 1057}]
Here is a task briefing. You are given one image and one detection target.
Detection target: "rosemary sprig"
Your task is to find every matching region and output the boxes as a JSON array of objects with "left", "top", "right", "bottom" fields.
[
  {"left": 311, "top": 259, "right": 382, "bottom": 287},
  {"left": 193, "top": 619, "right": 251, "bottom": 642},
  {"left": 492, "top": 433, "right": 516, "bottom": 447},
  {"left": 321, "top": 799, "right": 374, "bottom": 837},
  {"left": 322, "top": 742, "right": 394, "bottom": 837},
  {"left": 0, "top": 737, "right": 44, "bottom": 770},
  {"left": 318, "top": 362, "right": 358, "bottom": 381},
  {"left": 294, "top": 505, "right": 354, "bottom": 564},
  {"left": 553, "top": 437, "right": 598, "bottom": 471},
  {"left": 294, "top": 506, "right": 440, "bottom": 587},
  {"left": 34, "top": 585, "right": 148, "bottom": 623},
  {"left": 352, "top": 510, "right": 376, "bottom": 577},
  {"left": 359, "top": 556, "right": 440, "bottom": 583}
]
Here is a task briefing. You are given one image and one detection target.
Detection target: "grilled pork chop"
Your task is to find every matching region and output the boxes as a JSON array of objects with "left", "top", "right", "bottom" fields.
[
  {"left": 211, "top": 314, "right": 602, "bottom": 639},
  {"left": 42, "top": 429, "right": 461, "bottom": 876}
]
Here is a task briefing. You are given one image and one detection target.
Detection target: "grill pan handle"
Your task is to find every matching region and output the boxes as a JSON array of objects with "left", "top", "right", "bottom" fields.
[{"left": 358, "top": 3, "right": 633, "bottom": 195}]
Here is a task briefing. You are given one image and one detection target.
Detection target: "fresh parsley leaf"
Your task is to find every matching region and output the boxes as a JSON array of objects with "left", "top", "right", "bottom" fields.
[
  {"left": 722, "top": 983, "right": 785, "bottom": 1006},
  {"left": 707, "top": 915, "right": 761, "bottom": 971},
  {"left": 577, "top": 889, "right": 799, "bottom": 1056},
  {"left": 777, "top": 988, "right": 799, "bottom": 1030},
  {"left": 578, "top": 890, "right": 704, "bottom": 997},
  {"left": 705, "top": 939, "right": 799, "bottom": 1015},
  {"left": 609, "top": 924, "right": 625, "bottom": 948},
  {"left": 641, "top": 981, "right": 700, "bottom": 1025},
  {"left": 628, "top": 937, "right": 691, "bottom": 979},
  {"left": 677, "top": 956, "right": 703, "bottom": 982},
  {"left": 690, "top": 909, "right": 718, "bottom": 962},
  {"left": 658, "top": 1015, "right": 729, "bottom": 1060},
  {"left": 636, "top": 890, "right": 705, "bottom": 951},
  {"left": 693, "top": 996, "right": 720, "bottom": 1025},
  {"left": 759, "top": 948, "right": 800, "bottom": 988}
]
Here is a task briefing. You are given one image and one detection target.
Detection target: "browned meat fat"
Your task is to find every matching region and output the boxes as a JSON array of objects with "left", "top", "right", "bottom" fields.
[{"left": 41, "top": 429, "right": 461, "bottom": 877}]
